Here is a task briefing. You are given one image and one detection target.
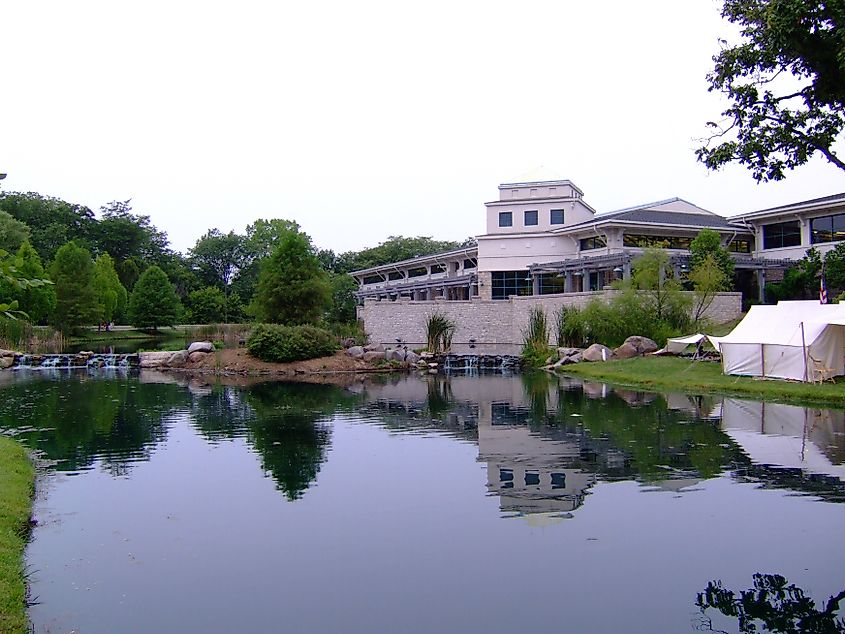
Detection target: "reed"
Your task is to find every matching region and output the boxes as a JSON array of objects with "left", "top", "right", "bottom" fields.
[{"left": 425, "top": 312, "right": 456, "bottom": 354}]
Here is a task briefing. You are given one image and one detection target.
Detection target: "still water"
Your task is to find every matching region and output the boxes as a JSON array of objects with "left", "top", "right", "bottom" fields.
[{"left": 1, "top": 370, "right": 844, "bottom": 633}]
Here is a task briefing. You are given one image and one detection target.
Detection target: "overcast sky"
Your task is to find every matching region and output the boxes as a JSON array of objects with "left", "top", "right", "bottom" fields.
[{"left": 2, "top": 0, "right": 843, "bottom": 255}]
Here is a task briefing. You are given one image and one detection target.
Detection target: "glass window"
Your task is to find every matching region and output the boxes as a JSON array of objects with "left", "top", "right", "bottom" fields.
[
  {"left": 524, "top": 210, "right": 538, "bottom": 226},
  {"left": 430, "top": 264, "right": 446, "bottom": 274},
  {"left": 623, "top": 234, "right": 691, "bottom": 249},
  {"left": 499, "top": 212, "right": 513, "bottom": 227},
  {"left": 550, "top": 209, "right": 565, "bottom": 225},
  {"left": 763, "top": 221, "right": 801, "bottom": 249},
  {"left": 491, "top": 270, "right": 532, "bottom": 299},
  {"left": 728, "top": 239, "right": 752, "bottom": 253},
  {"left": 580, "top": 236, "right": 606, "bottom": 251},
  {"left": 387, "top": 271, "right": 404, "bottom": 281},
  {"left": 550, "top": 473, "right": 566, "bottom": 489},
  {"left": 463, "top": 258, "right": 477, "bottom": 269},
  {"left": 408, "top": 267, "right": 427, "bottom": 278},
  {"left": 362, "top": 275, "right": 382, "bottom": 285},
  {"left": 811, "top": 213, "right": 845, "bottom": 244},
  {"left": 538, "top": 273, "right": 566, "bottom": 295},
  {"left": 524, "top": 472, "right": 540, "bottom": 486}
]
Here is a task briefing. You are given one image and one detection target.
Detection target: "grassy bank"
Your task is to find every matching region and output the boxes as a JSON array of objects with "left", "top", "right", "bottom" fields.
[
  {"left": 0, "top": 437, "right": 34, "bottom": 634},
  {"left": 561, "top": 356, "right": 845, "bottom": 408}
]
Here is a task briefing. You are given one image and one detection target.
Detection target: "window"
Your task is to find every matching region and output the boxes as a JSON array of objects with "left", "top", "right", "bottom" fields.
[
  {"left": 499, "top": 211, "right": 513, "bottom": 227},
  {"left": 623, "top": 234, "right": 691, "bottom": 249},
  {"left": 811, "top": 213, "right": 845, "bottom": 244},
  {"left": 550, "top": 209, "right": 565, "bottom": 225},
  {"left": 463, "top": 258, "right": 477, "bottom": 269},
  {"left": 430, "top": 264, "right": 447, "bottom": 274},
  {"left": 387, "top": 271, "right": 404, "bottom": 281},
  {"left": 550, "top": 473, "right": 566, "bottom": 489},
  {"left": 763, "top": 221, "right": 801, "bottom": 249},
  {"left": 491, "top": 270, "right": 532, "bottom": 299},
  {"left": 728, "top": 239, "right": 752, "bottom": 253},
  {"left": 408, "top": 267, "right": 427, "bottom": 278},
  {"left": 538, "top": 273, "right": 566, "bottom": 295},
  {"left": 524, "top": 472, "right": 540, "bottom": 486},
  {"left": 362, "top": 275, "right": 382, "bottom": 285},
  {"left": 524, "top": 210, "right": 538, "bottom": 226},
  {"left": 580, "top": 236, "right": 606, "bottom": 251}
]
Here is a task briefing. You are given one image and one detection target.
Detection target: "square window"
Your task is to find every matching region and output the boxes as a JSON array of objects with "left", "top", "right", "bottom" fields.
[
  {"left": 499, "top": 212, "right": 513, "bottom": 227},
  {"left": 524, "top": 210, "right": 538, "bottom": 226},
  {"left": 550, "top": 209, "right": 564, "bottom": 225}
]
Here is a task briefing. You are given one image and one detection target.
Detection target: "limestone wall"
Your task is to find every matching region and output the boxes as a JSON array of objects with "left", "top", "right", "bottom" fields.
[{"left": 358, "top": 290, "right": 741, "bottom": 350}]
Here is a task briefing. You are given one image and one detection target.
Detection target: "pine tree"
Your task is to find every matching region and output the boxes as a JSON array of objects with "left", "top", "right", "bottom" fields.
[
  {"left": 49, "top": 242, "right": 98, "bottom": 333},
  {"left": 128, "top": 265, "right": 182, "bottom": 330},
  {"left": 92, "top": 254, "right": 128, "bottom": 325}
]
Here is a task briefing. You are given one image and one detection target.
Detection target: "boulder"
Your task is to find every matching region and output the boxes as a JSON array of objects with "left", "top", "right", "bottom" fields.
[
  {"left": 0, "top": 349, "right": 15, "bottom": 358},
  {"left": 188, "top": 351, "right": 209, "bottom": 363},
  {"left": 386, "top": 348, "right": 406, "bottom": 362},
  {"left": 364, "top": 343, "right": 384, "bottom": 352},
  {"left": 557, "top": 347, "right": 582, "bottom": 359},
  {"left": 363, "top": 351, "right": 385, "bottom": 362},
  {"left": 139, "top": 351, "right": 174, "bottom": 368},
  {"left": 168, "top": 350, "right": 190, "bottom": 368},
  {"left": 405, "top": 351, "right": 420, "bottom": 365},
  {"left": 346, "top": 346, "right": 365, "bottom": 359},
  {"left": 582, "top": 343, "right": 614, "bottom": 362},
  {"left": 613, "top": 342, "right": 639, "bottom": 359},
  {"left": 622, "top": 336, "right": 659, "bottom": 355},
  {"left": 187, "top": 341, "right": 215, "bottom": 354},
  {"left": 340, "top": 338, "right": 357, "bottom": 348},
  {"left": 0, "top": 356, "right": 15, "bottom": 369}
]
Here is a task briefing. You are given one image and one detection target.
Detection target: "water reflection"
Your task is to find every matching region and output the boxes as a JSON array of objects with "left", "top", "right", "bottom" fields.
[
  {"left": 2, "top": 370, "right": 845, "bottom": 511},
  {"left": 695, "top": 573, "right": 845, "bottom": 633}
]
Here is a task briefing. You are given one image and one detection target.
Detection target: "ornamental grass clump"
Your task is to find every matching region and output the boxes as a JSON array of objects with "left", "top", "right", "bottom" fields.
[
  {"left": 425, "top": 312, "right": 456, "bottom": 354},
  {"left": 522, "top": 306, "right": 552, "bottom": 367},
  {"left": 246, "top": 323, "right": 339, "bottom": 363}
]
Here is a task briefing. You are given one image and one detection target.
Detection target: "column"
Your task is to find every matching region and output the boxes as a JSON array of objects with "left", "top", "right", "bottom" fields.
[
  {"left": 564, "top": 272, "right": 573, "bottom": 293},
  {"left": 757, "top": 269, "right": 766, "bottom": 303},
  {"left": 532, "top": 275, "right": 540, "bottom": 296}
]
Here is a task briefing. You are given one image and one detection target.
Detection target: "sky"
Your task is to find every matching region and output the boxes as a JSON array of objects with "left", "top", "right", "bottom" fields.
[{"left": 2, "top": 0, "right": 843, "bottom": 256}]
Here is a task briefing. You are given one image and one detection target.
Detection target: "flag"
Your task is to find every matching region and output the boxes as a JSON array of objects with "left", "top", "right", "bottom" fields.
[{"left": 820, "top": 268, "right": 828, "bottom": 304}]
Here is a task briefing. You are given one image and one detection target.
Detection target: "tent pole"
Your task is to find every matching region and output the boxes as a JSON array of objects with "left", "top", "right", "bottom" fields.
[{"left": 800, "top": 321, "right": 808, "bottom": 383}]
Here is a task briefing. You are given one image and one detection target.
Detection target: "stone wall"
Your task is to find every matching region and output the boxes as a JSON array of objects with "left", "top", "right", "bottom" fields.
[{"left": 358, "top": 290, "right": 741, "bottom": 351}]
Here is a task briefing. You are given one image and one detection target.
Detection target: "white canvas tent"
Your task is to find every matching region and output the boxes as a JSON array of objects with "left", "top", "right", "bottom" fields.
[{"left": 709, "top": 301, "right": 845, "bottom": 381}]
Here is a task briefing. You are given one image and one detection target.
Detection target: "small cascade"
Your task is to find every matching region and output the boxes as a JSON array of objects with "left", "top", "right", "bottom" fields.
[
  {"left": 12, "top": 353, "right": 140, "bottom": 370},
  {"left": 439, "top": 354, "right": 522, "bottom": 374}
]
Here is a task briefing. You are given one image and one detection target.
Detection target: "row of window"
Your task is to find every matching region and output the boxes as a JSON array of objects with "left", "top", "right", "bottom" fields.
[
  {"left": 499, "top": 209, "right": 565, "bottom": 228},
  {"left": 361, "top": 259, "right": 477, "bottom": 285},
  {"left": 580, "top": 235, "right": 752, "bottom": 253},
  {"left": 762, "top": 213, "right": 845, "bottom": 249}
]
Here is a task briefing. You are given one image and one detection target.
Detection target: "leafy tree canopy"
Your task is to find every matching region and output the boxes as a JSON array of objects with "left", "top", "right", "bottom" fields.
[
  {"left": 92, "top": 254, "right": 128, "bottom": 324},
  {"left": 189, "top": 229, "right": 246, "bottom": 290},
  {"left": 128, "top": 265, "right": 182, "bottom": 330},
  {"left": 49, "top": 242, "right": 99, "bottom": 333},
  {"left": 334, "top": 235, "right": 472, "bottom": 273},
  {"left": 251, "top": 228, "right": 331, "bottom": 325},
  {"left": 3, "top": 242, "right": 56, "bottom": 324},
  {"left": 690, "top": 229, "right": 735, "bottom": 285},
  {"left": 186, "top": 286, "right": 227, "bottom": 324},
  {"left": 698, "top": 0, "right": 845, "bottom": 180},
  {"left": 0, "top": 192, "right": 96, "bottom": 261},
  {"left": 96, "top": 200, "right": 171, "bottom": 264},
  {"left": 0, "top": 210, "right": 30, "bottom": 254}
]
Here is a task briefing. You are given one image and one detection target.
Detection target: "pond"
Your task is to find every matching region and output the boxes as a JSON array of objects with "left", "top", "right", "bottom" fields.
[{"left": 2, "top": 370, "right": 844, "bottom": 634}]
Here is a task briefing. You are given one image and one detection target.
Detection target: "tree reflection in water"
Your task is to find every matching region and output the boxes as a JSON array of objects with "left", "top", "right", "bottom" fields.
[{"left": 695, "top": 574, "right": 845, "bottom": 633}]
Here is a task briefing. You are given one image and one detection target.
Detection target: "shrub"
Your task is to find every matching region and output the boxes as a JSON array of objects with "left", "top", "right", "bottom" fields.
[
  {"left": 555, "top": 305, "right": 587, "bottom": 348},
  {"left": 522, "top": 306, "right": 553, "bottom": 367},
  {"left": 425, "top": 312, "right": 456, "bottom": 354},
  {"left": 246, "top": 323, "right": 339, "bottom": 363}
]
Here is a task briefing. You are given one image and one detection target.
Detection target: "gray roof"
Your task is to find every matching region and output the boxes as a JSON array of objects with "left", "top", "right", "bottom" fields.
[
  {"left": 733, "top": 191, "right": 845, "bottom": 219},
  {"left": 561, "top": 198, "right": 742, "bottom": 232}
]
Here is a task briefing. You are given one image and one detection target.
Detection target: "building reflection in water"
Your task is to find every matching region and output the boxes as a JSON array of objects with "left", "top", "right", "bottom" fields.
[{"left": 357, "top": 372, "right": 845, "bottom": 521}]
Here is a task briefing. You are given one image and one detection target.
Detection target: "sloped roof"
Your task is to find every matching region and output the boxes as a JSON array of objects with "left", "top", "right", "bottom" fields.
[{"left": 559, "top": 198, "right": 742, "bottom": 232}]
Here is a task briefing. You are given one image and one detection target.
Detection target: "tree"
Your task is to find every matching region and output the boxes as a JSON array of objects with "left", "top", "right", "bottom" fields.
[
  {"left": 0, "top": 192, "right": 95, "bottom": 261},
  {"left": 186, "top": 286, "right": 226, "bottom": 324},
  {"left": 326, "top": 272, "right": 358, "bottom": 324},
  {"left": 92, "top": 254, "right": 128, "bottom": 325},
  {"left": 767, "top": 246, "right": 822, "bottom": 301},
  {"left": 6, "top": 242, "right": 56, "bottom": 324},
  {"left": 128, "top": 265, "right": 182, "bottom": 330},
  {"left": 95, "top": 200, "right": 172, "bottom": 267},
  {"left": 49, "top": 242, "right": 99, "bottom": 333},
  {"left": 689, "top": 254, "right": 729, "bottom": 324},
  {"left": 189, "top": 229, "right": 246, "bottom": 290},
  {"left": 690, "top": 229, "right": 735, "bottom": 284},
  {"left": 823, "top": 242, "right": 845, "bottom": 296},
  {"left": 335, "top": 235, "right": 466, "bottom": 273},
  {"left": 698, "top": 0, "right": 845, "bottom": 181},
  {"left": 0, "top": 210, "right": 30, "bottom": 253},
  {"left": 251, "top": 229, "right": 330, "bottom": 325},
  {"left": 632, "top": 247, "right": 691, "bottom": 325}
]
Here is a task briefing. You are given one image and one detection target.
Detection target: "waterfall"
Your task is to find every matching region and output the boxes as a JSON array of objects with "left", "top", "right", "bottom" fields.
[{"left": 12, "top": 353, "right": 140, "bottom": 370}]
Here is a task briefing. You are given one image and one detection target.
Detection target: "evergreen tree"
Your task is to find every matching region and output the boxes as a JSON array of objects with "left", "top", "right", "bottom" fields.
[
  {"left": 128, "top": 266, "right": 182, "bottom": 330},
  {"left": 186, "top": 286, "right": 226, "bottom": 324},
  {"left": 92, "top": 254, "right": 128, "bottom": 325},
  {"left": 49, "top": 242, "right": 98, "bottom": 333},
  {"left": 252, "top": 229, "right": 330, "bottom": 325}
]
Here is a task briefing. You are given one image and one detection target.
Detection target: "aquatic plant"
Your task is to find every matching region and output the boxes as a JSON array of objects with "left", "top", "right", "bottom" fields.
[
  {"left": 425, "top": 312, "right": 456, "bottom": 354},
  {"left": 522, "top": 306, "right": 552, "bottom": 367}
]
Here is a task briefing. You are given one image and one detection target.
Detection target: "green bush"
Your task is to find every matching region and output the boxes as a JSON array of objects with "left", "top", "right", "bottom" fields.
[
  {"left": 555, "top": 305, "right": 587, "bottom": 347},
  {"left": 522, "top": 306, "right": 553, "bottom": 367},
  {"left": 246, "top": 323, "right": 339, "bottom": 363}
]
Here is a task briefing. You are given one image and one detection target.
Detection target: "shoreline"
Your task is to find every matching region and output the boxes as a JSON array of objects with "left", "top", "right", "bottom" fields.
[{"left": 0, "top": 436, "right": 35, "bottom": 634}]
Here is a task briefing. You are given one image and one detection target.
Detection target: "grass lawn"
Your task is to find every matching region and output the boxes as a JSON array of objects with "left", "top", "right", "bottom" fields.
[
  {"left": 0, "top": 437, "right": 34, "bottom": 634},
  {"left": 560, "top": 356, "right": 845, "bottom": 408}
]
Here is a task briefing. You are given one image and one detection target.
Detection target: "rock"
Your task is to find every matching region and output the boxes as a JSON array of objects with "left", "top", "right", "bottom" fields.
[
  {"left": 568, "top": 352, "right": 582, "bottom": 364},
  {"left": 78, "top": 350, "right": 94, "bottom": 357},
  {"left": 188, "top": 341, "right": 215, "bottom": 354},
  {"left": 545, "top": 356, "right": 555, "bottom": 366},
  {"left": 613, "top": 342, "right": 639, "bottom": 359},
  {"left": 557, "top": 347, "right": 582, "bottom": 358},
  {"left": 386, "top": 348, "right": 406, "bottom": 362},
  {"left": 168, "top": 350, "right": 190, "bottom": 368},
  {"left": 346, "top": 346, "right": 365, "bottom": 358},
  {"left": 363, "top": 351, "right": 385, "bottom": 362},
  {"left": 364, "top": 343, "right": 384, "bottom": 352},
  {"left": 0, "top": 349, "right": 15, "bottom": 358},
  {"left": 188, "top": 351, "right": 209, "bottom": 363},
  {"left": 340, "top": 338, "right": 356, "bottom": 348},
  {"left": 623, "top": 336, "right": 659, "bottom": 355},
  {"left": 405, "top": 351, "right": 420, "bottom": 365},
  {"left": 139, "top": 351, "right": 173, "bottom": 368},
  {"left": 582, "top": 343, "right": 614, "bottom": 362},
  {"left": 0, "top": 356, "right": 14, "bottom": 369}
]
